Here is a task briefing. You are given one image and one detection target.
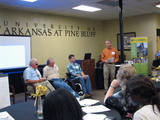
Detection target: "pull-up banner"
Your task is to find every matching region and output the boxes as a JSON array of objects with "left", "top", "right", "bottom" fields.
[{"left": 130, "top": 37, "right": 148, "bottom": 75}]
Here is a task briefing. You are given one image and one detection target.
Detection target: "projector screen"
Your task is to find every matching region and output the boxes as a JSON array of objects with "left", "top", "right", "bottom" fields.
[{"left": 0, "top": 35, "right": 31, "bottom": 72}]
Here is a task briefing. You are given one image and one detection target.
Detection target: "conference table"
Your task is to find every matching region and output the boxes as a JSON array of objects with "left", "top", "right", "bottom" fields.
[{"left": 0, "top": 100, "right": 121, "bottom": 120}]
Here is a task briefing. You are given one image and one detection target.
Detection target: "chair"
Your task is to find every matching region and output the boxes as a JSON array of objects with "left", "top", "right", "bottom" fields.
[
  {"left": 9, "top": 85, "right": 15, "bottom": 104},
  {"left": 21, "top": 76, "right": 36, "bottom": 102},
  {"left": 65, "top": 73, "right": 83, "bottom": 95}
]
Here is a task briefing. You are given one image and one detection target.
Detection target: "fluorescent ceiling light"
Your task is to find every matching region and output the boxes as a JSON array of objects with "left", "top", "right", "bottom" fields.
[
  {"left": 22, "top": 0, "right": 37, "bottom": 2},
  {"left": 72, "top": 5, "right": 101, "bottom": 12},
  {"left": 156, "top": 3, "right": 160, "bottom": 8}
]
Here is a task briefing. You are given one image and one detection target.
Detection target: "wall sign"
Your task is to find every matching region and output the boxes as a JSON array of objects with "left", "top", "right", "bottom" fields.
[{"left": 1, "top": 21, "right": 96, "bottom": 37}]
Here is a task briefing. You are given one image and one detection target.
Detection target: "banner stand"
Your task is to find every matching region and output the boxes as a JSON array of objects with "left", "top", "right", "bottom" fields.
[{"left": 130, "top": 37, "right": 148, "bottom": 75}]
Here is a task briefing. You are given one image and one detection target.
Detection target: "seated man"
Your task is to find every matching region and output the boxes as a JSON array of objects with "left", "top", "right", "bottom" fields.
[
  {"left": 43, "top": 58, "right": 79, "bottom": 98},
  {"left": 67, "top": 54, "right": 92, "bottom": 98},
  {"left": 23, "top": 58, "right": 55, "bottom": 96},
  {"left": 152, "top": 56, "right": 160, "bottom": 69},
  {"left": 152, "top": 55, "right": 160, "bottom": 76}
]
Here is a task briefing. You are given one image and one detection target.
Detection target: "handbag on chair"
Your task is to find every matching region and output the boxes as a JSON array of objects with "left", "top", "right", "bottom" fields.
[{"left": 104, "top": 90, "right": 137, "bottom": 118}]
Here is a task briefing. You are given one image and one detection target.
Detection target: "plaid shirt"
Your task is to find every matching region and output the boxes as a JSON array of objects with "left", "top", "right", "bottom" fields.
[{"left": 67, "top": 62, "right": 83, "bottom": 78}]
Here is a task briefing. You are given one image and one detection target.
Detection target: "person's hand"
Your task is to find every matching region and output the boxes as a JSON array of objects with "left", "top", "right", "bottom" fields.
[
  {"left": 41, "top": 78, "right": 46, "bottom": 81},
  {"left": 104, "top": 60, "right": 108, "bottom": 64},
  {"left": 82, "top": 75, "right": 87, "bottom": 79},
  {"left": 126, "top": 113, "right": 133, "bottom": 120},
  {"left": 110, "top": 79, "right": 119, "bottom": 88},
  {"left": 76, "top": 74, "right": 81, "bottom": 77}
]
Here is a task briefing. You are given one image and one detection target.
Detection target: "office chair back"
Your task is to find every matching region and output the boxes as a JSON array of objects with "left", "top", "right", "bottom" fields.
[
  {"left": 9, "top": 85, "right": 15, "bottom": 104},
  {"left": 21, "top": 76, "right": 36, "bottom": 101}
]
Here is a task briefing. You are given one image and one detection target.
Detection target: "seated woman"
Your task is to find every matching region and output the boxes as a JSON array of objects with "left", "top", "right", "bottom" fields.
[
  {"left": 125, "top": 75, "right": 160, "bottom": 120},
  {"left": 43, "top": 88, "right": 83, "bottom": 120},
  {"left": 104, "top": 64, "right": 137, "bottom": 117}
]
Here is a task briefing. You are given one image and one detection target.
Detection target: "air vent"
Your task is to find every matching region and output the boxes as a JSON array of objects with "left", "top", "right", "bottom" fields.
[{"left": 97, "top": 0, "right": 119, "bottom": 7}]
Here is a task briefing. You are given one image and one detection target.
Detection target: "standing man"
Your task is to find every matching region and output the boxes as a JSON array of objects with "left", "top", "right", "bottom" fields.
[
  {"left": 23, "top": 58, "right": 55, "bottom": 96},
  {"left": 43, "top": 58, "right": 79, "bottom": 98},
  {"left": 101, "top": 40, "right": 119, "bottom": 90},
  {"left": 67, "top": 54, "right": 92, "bottom": 98}
]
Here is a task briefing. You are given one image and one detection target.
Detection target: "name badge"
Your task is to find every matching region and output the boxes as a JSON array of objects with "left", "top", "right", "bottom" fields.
[{"left": 112, "top": 52, "right": 115, "bottom": 55}]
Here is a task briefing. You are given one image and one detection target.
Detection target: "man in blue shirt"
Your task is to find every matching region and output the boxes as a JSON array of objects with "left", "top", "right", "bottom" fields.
[
  {"left": 23, "top": 58, "right": 55, "bottom": 96},
  {"left": 67, "top": 54, "right": 92, "bottom": 98}
]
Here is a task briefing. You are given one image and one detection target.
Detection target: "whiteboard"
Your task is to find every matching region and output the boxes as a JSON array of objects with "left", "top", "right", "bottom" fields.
[{"left": 0, "top": 35, "right": 31, "bottom": 71}]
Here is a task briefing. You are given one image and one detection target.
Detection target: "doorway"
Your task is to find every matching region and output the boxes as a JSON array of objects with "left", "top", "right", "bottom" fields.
[{"left": 157, "top": 29, "right": 160, "bottom": 51}]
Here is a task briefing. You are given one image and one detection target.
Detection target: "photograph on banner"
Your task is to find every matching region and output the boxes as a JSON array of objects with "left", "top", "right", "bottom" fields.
[
  {"left": 130, "top": 37, "right": 148, "bottom": 75},
  {"left": 137, "top": 43, "right": 148, "bottom": 57}
]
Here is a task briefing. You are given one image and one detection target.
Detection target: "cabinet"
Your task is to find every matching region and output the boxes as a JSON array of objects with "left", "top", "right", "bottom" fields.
[
  {"left": 80, "top": 59, "right": 96, "bottom": 90},
  {"left": 95, "top": 64, "right": 121, "bottom": 89},
  {"left": 95, "top": 68, "right": 104, "bottom": 89}
]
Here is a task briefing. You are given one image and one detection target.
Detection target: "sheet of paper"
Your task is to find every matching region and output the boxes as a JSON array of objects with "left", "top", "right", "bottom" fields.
[
  {"left": 0, "top": 111, "right": 15, "bottom": 120},
  {"left": 107, "top": 57, "right": 114, "bottom": 63},
  {"left": 83, "top": 113, "right": 106, "bottom": 120},
  {"left": 82, "top": 105, "right": 110, "bottom": 113},
  {"left": 115, "top": 64, "right": 121, "bottom": 67},
  {"left": 79, "top": 99, "right": 99, "bottom": 106}
]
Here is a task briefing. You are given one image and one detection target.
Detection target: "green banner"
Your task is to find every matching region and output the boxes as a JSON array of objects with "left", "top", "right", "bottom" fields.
[{"left": 130, "top": 37, "right": 148, "bottom": 75}]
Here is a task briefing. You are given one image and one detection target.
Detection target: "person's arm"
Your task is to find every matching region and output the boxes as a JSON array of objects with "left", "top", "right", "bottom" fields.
[
  {"left": 80, "top": 72, "right": 87, "bottom": 79},
  {"left": 101, "top": 50, "right": 109, "bottom": 64},
  {"left": 75, "top": 74, "right": 81, "bottom": 77},
  {"left": 76, "top": 64, "right": 87, "bottom": 79},
  {"left": 80, "top": 72, "right": 85, "bottom": 76},
  {"left": 24, "top": 69, "right": 46, "bottom": 84},
  {"left": 101, "top": 50, "right": 107, "bottom": 63},
  {"left": 78, "top": 64, "right": 84, "bottom": 76},
  {"left": 67, "top": 64, "right": 78, "bottom": 77},
  {"left": 26, "top": 78, "right": 46, "bottom": 84},
  {"left": 104, "top": 79, "right": 119, "bottom": 103},
  {"left": 43, "top": 66, "right": 48, "bottom": 79},
  {"left": 113, "top": 50, "right": 119, "bottom": 63}
]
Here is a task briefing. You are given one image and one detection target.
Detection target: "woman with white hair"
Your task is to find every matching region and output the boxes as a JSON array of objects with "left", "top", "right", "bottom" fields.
[{"left": 104, "top": 64, "right": 137, "bottom": 118}]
